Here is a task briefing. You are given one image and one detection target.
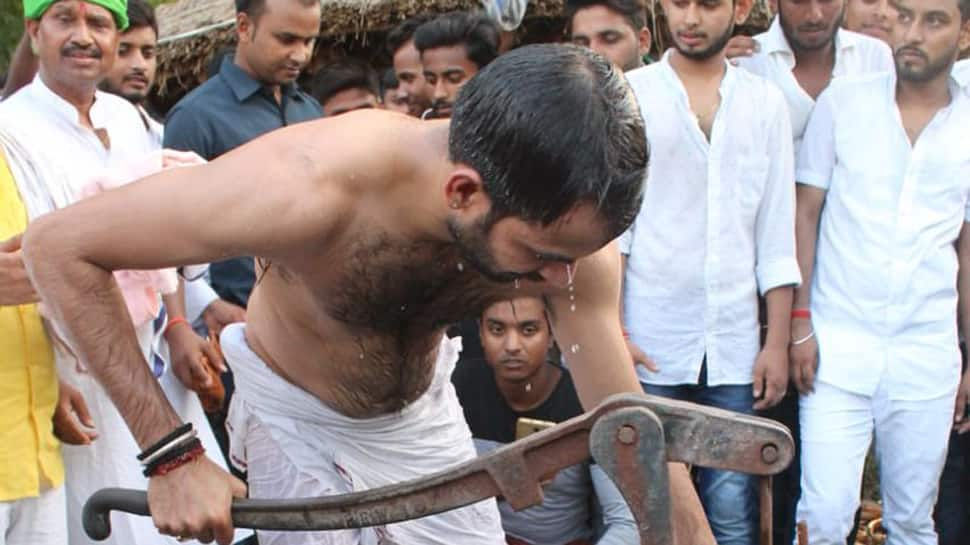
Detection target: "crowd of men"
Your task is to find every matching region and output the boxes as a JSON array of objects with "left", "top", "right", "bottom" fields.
[{"left": 0, "top": 0, "right": 969, "bottom": 543}]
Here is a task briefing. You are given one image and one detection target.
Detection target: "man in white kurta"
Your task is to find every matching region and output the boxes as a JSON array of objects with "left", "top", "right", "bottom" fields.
[
  {"left": 793, "top": 2, "right": 970, "bottom": 539},
  {"left": 621, "top": 17, "right": 801, "bottom": 540},
  {"left": 0, "top": 1, "right": 239, "bottom": 543}
]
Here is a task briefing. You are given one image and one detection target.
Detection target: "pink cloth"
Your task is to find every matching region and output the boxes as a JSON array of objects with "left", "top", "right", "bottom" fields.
[{"left": 77, "top": 150, "right": 206, "bottom": 327}]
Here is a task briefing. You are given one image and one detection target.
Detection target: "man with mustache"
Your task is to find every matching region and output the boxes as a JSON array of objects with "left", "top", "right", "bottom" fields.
[
  {"left": 793, "top": 0, "right": 970, "bottom": 540},
  {"left": 620, "top": 0, "right": 800, "bottom": 542},
  {"left": 566, "top": 0, "right": 652, "bottom": 73},
  {"left": 452, "top": 297, "right": 636, "bottom": 545},
  {"left": 414, "top": 12, "right": 501, "bottom": 120}
]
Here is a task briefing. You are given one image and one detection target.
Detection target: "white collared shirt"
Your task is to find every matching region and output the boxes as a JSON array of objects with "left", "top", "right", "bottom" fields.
[
  {"left": 620, "top": 52, "right": 801, "bottom": 386},
  {"left": 0, "top": 75, "right": 156, "bottom": 193},
  {"left": 798, "top": 72, "right": 970, "bottom": 401},
  {"left": 736, "top": 18, "right": 894, "bottom": 155},
  {"left": 955, "top": 59, "right": 970, "bottom": 88}
]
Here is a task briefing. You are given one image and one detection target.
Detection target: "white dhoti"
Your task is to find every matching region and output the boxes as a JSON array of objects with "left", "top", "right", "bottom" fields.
[
  {"left": 222, "top": 324, "right": 504, "bottom": 545},
  {"left": 796, "top": 379, "right": 955, "bottom": 545}
]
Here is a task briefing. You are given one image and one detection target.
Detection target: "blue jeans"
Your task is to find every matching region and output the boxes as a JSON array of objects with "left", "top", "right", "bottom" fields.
[{"left": 642, "top": 366, "right": 757, "bottom": 545}]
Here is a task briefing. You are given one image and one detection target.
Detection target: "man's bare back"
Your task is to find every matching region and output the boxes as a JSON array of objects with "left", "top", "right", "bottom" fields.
[{"left": 23, "top": 44, "right": 715, "bottom": 544}]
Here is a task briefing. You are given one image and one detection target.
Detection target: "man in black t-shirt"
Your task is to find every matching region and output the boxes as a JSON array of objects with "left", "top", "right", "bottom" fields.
[{"left": 452, "top": 297, "right": 636, "bottom": 545}]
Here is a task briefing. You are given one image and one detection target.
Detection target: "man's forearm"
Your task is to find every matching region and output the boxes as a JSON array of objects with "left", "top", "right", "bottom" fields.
[
  {"left": 794, "top": 188, "right": 824, "bottom": 309},
  {"left": 24, "top": 221, "right": 181, "bottom": 449},
  {"left": 763, "top": 286, "right": 794, "bottom": 348}
]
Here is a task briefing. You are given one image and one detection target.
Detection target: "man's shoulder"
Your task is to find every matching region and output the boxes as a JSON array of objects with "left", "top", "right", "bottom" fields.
[
  {"left": 954, "top": 59, "right": 970, "bottom": 88},
  {"left": 841, "top": 29, "right": 893, "bottom": 60},
  {"left": 168, "top": 76, "right": 231, "bottom": 119},
  {"left": 827, "top": 71, "right": 890, "bottom": 101},
  {"left": 625, "top": 63, "right": 664, "bottom": 90}
]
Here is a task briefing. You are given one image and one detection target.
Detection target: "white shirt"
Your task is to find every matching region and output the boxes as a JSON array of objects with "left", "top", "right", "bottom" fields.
[
  {"left": 736, "top": 18, "right": 894, "bottom": 155},
  {"left": 798, "top": 72, "right": 970, "bottom": 401},
  {"left": 620, "top": 52, "right": 801, "bottom": 386},
  {"left": 955, "top": 59, "right": 970, "bottom": 88},
  {"left": 0, "top": 75, "right": 156, "bottom": 193}
]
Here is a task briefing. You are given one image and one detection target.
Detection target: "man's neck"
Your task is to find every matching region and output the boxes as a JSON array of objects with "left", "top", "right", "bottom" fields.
[
  {"left": 791, "top": 39, "right": 836, "bottom": 71},
  {"left": 669, "top": 49, "right": 726, "bottom": 81},
  {"left": 896, "top": 72, "right": 952, "bottom": 110},
  {"left": 496, "top": 363, "right": 561, "bottom": 412},
  {"left": 39, "top": 70, "right": 97, "bottom": 128},
  {"left": 234, "top": 52, "right": 282, "bottom": 101}
]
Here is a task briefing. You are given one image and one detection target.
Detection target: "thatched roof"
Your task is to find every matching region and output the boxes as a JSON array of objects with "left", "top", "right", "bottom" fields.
[{"left": 152, "top": 0, "right": 776, "bottom": 100}]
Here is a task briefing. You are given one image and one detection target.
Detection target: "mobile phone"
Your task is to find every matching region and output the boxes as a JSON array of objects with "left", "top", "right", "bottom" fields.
[{"left": 515, "top": 417, "right": 556, "bottom": 441}]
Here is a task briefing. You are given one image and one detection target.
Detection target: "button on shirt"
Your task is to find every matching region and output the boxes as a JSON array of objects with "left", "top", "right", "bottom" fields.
[
  {"left": 163, "top": 56, "right": 322, "bottom": 308},
  {"left": 797, "top": 73, "right": 970, "bottom": 401},
  {"left": 621, "top": 53, "right": 801, "bottom": 386},
  {"left": 736, "top": 18, "right": 894, "bottom": 156}
]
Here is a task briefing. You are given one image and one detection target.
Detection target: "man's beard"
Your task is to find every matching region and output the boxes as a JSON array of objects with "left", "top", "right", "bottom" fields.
[
  {"left": 672, "top": 21, "right": 736, "bottom": 61},
  {"left": 779, "top": 4, "right": 845, "bottom": 52},
  {"left": 895, "top": 44, "right": 958, "bottom": 83},
  {"left": 99, "top": 80, "right": 147, "bottom": 105},
  {"left": 446, "top": 216, "right": 541, "bottom": 284}
]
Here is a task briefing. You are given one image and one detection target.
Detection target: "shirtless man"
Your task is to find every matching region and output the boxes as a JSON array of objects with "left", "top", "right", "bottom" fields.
[{"left": 22, "top": 44, "right": 713, "bottom": 545}]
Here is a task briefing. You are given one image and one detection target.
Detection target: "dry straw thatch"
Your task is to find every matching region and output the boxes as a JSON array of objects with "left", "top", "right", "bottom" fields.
[{"left": 152, "top": 0, "right": 776, "bottom": 99}]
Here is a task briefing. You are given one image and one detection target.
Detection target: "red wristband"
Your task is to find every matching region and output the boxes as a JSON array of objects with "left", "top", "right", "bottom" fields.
[
  {"left": 148, "top": 444, "right": 205, "bottom": 477},
  {"left": 164, "top": 316, "right": 190, "bottom": 337},
  {"left": 622, "top": 329, "right": 630, "bottom": 339},
  {"left": 791, "top": 309, "right": 811, "bottom": 319}
]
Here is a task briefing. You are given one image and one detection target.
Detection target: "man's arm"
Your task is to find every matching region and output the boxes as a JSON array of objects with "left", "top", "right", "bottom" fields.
[
  {"left": 548, "top": 243, "right": 716, "bottom": 545},
  {"left": 22, "top": 122, "right": 344, "bottom": 544},
  {"left": 954, "top": 222, "right": 970, "bottom": 433}
]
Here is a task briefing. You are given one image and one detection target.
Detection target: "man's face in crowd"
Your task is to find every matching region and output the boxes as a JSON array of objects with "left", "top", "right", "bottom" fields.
[
  {"left": 421, "top": 44, "right": 480, "bottom": 119},
  {"left": 393, "top": 39, "right": 432, "bottom": 116},
  {"left": 27, "top": 0, "right": 119, "bottom": 91},
  {"left": 845, "top": 0, "right": 893, "bottom": 42},
  {"left": 569, "top": 6, "right": 650, "bottom": 72},
  {"left": 480, "top": 297, "right": 553, "bottom": 384},
  {"left": 236, "top": 0, "right": 320, "bottom": 85},
  {"left": 101, "top": 25, "right": 157, "bottom": 104},
  {"left": 321, "top": 87, "right": 379, "bottom": 116},
  {"left": 664, "top": 0, "right": 740, "bottom": 60},
  {"left": 778, "top": 0, "right": 847, "bottom": 52},
  {"left": 382, "top": 87, "right": 411, "bottom": 114},
  {"left": 890, "top": 0, "right": 966, "bottom": 81}
]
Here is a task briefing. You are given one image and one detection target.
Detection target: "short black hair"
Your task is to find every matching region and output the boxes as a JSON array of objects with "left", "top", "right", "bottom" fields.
[
  {"left": 386, "top": 14, "right": 433, "bottom": 56},
  {"left": 126, "top": 0, "right": 158, "bottom": 37},
  {"left": 310, "top": 59, "right": 380, "bottom": 105},
  {"left": 413, "top": 12, "right": 501, "bottom": 69},
  {"left": 565, "top": 0, "right": 648, "bottom": 33},
  {"left": 380, "top": 68, "right": 400, "bottom": 94},
  {"left": 960, "top": 0, "right": 970, "bottom": 21},
  {"left": 450, "top": 43, "right": 647, "bottom": 239},
  {"left": 235, "top": 0, "right": 318, "bottom": 19}
]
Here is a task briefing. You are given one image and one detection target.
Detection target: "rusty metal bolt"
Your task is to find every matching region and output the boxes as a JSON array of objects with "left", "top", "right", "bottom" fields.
[
  {"left": 617, "top": 425, "right": 638, "bottom": 445},
  {"left": 761, "top": 444, "right": 779, "bottom": 464}
]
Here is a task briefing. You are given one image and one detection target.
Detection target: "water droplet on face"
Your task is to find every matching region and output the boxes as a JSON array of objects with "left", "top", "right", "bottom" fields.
[
  {"left": 566, "top": 264, "right": 575, "bottom": 286},
  {"left": 359, "top": 353, "right": 365, "bottom": 360},
  {"left": 570, "top": 344, "right": 581, "bottom": 353},
  {"left": 570, "top": 303, "right": 576, "bottom": 312},
  {"left": 514, "top": 278, "right": 520, "bottom": 289},
  {"left": 457, "top": 262, "right": 464, "bottom": 272}
]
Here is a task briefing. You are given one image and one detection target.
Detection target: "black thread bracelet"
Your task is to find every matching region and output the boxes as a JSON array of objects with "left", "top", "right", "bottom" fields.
[
  {"left": 143, "top": 437, "right": 203, "bottom": 477},
  {"left": 137, "top": 423, "right": 193, "bottom": 462}
]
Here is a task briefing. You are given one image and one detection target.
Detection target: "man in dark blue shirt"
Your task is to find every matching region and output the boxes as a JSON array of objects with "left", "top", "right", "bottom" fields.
[{"left": 164, "top": 0, "right": 322, "bottom": 324}]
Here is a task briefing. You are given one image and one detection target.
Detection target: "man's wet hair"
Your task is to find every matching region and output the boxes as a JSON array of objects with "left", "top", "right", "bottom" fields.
[
  {"left": 413, "top": 12, "right": 501, "bottom": 69},
  {"left": 380, "top": 68, "right": 400, "bottom": 94},
  {"left": 450, "top": 43, "right": 647, "bottom": 239},
  {"left": 386, "top": 15, "right": 433, "bottom": 56},
  {"left": 960, "top": 0, "right": 969, "bottom": 21},
  {"left": 565, "top": 0, "right": 648, "bottom": 33},
  {"left": 126, "top": 0, "right": 158, "bottom": 37},
  {"left": 310, "top": 59, "right": 380, "bottom": 105}
]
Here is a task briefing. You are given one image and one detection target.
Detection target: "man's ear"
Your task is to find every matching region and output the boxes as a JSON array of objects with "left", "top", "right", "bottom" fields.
[
  {"left": 735, "top": 0, "right": 756, "bottom": 25},
  {"left": 26, "top": 19, "right": 41, "bottom": 55},
  {"left": 959, "top": 19, "right": 970, "bottom": 52},
  {"left": 638, "top": 26, "right": 653, "bottom": 57},
  {"left": 236, "top": 12, "right": 254, "bottom": 42},
  {"left": 443, "top": 166, "right": 489, "bottom": 211}
]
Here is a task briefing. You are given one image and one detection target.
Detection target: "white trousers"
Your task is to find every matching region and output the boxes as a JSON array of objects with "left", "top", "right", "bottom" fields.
[
  {"left": 0, "top": 484, "right": 67, "bottom": 545},
  {"left": 796, "top": 380, "right": 954, "bottom": 545}
]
